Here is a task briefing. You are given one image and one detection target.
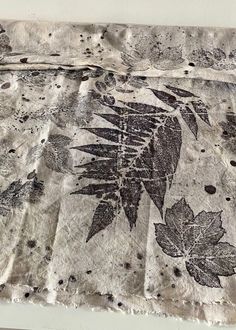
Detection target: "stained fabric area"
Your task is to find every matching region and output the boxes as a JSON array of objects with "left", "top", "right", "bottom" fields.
[{"left": 0, "top": 20, "right": 236, "bottom": 325}]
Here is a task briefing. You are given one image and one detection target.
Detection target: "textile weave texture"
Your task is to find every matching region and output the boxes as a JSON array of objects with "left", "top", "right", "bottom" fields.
[{"left": 0, "top": 19, "right": 236, "bottom": 325}]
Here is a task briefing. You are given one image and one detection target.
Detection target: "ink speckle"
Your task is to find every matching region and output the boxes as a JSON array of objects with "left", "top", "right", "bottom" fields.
[
  {"left": 171, "top": 284, "right": 176, "bottom": 288},
  {"left": 69, "top": 275, "right": 76, "bottom": 282},
  {"left": 20, "top": 58, "right": 28, "bottom": 63},
  {"left": 22, "top": 115, "right": 29, "bottom": 122},
  {"left": 137, "top": 253, "right": 143, "bottom": 260},
  {"left": 230, "top": 160, "right": 236, "bottom": 167},
  {"left": 226, "top": 197, "right": 231, "bottom": 201},
  {"left": 124, "top": 262, "right": 131, "bottom": 270},
  {"left": 204, "top": 185, "right": 216, "bottom": 194},
  {"left": 58, "top": 279, "right": 63, "bottom": 285},
  {"left": 86, "top": 270, "right": 92, "bottom": 274},
  {"left": 27, "top": 240, "right": 36, "bottom": 248},
  {"left": 188, "top": 62, "right": 195, "bottom": 67},
  {"left": 24, "top": 292, "right": 30, "bottom": 298},
  {"left": 107, "top": 294, "right": 114, "bottom": 302},
  {"left": 117, "top": 302, "right": 123, "bottom": 307},
  {"left": 173, "top": 267, "right": 182, "bottom": 277}
]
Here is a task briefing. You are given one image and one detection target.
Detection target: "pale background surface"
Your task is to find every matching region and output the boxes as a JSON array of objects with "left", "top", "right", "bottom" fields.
[{"left": 0, "top": 0, "right": 236, "bottom": 329}]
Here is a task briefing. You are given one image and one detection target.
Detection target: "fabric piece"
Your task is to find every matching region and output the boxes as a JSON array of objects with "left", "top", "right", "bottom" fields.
[{"left": 0, "top": 19, "right": 236, "bottom": 325}]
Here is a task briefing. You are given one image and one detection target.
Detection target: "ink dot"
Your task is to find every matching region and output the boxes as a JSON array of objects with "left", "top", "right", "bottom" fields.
[
  {"left": 204, "top": 185, "right": 216, "bottom": 194},
  {"left": 58, "top": 280, "right": 63, "bottom": 285},
  {"left": 117, "top": 302, "right": 123, "bottom": 307},
  {"left": 49, "top": 33, "right": 52, "bottom": 37},
  {"left": 22, "top": 115, "right": 29, "bottom": 122},
  {"left": 137, "top": 253, "right": 143, "bottom": 260},
  {"left": 173, "top": 267, "right": 182, "bottom": 277},
  {"left": 69, "top": 275, "right": 76, "bottom": 282},
  {"left": 8, "top": 149, "right": 15, "bottom": 153},
  {"left": 223, "top": 130, "right": 228, "bottom": 136},
  {"left": 86, "top": 270, "right": 92, "bottom": 274},
  {"left": 124, "top": 262, "right": 131, "bottom": 270},
  {"left": 20, "top": 58, "right": 28, "bottom": 63},
  {"left": 171, "top": 284, "right": 176, "bottom": 288},
  {"left": 24, "top": 292, "right": 30, "bottom": 298},
  {"left": 226, "top": 197, "right": 231, "bottom": 201},
  {"left": 230, "top": 160, "right": 236, "bottom": 167},
  {"left": 32, "top": 71, "right": 40, "bottom": 76},
  {"left": 157, "top": 293, "right": 161, "bottom": 297},
  {"left": 188, "top": 62, "right": 195, "bottom": 67},
  {"left": 41, "top": 139, "right": 45, "bottom": 143},
  {"left": 27, "top": 240, "right": 36, "bottom": 248},
  {"left": 201, "top": 149, "right": 205, "bottom": 153},
  {"left": 107, "top": 294, "right": 114, "bottom": 302}
]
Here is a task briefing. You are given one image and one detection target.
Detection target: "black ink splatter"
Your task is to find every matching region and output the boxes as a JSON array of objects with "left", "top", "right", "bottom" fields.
[
  {"left": 204, "top": 185, "right": 216, "bottom": 194},
  {"left": 173, "top": 267, "right": 182, "bottom": 277},
  {"left": 124, "top": 262, "right": 131, "bottom": 270},
  {"left": 20, "top": 58, "right": 28, "bottom": 63},
  {"left": 69, "top": 275, "right": 76, "bottom": 282},
  {"left": 27, "top": 240, "right": 36, "bottom": 248}
]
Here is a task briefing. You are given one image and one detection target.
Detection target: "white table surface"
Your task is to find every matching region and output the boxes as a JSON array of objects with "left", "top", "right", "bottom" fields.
[{"left": 0, "top": 0, "right": 235, "bottom": 329}]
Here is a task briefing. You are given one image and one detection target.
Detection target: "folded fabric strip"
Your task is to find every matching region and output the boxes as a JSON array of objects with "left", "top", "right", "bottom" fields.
[{"left": 0, "top": 19, "right": 236, "bottom": 325}]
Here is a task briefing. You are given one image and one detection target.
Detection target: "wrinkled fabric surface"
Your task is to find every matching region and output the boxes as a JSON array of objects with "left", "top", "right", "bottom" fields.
[{"left": 0, "top": 19, "right": 236, "bottom": 325}]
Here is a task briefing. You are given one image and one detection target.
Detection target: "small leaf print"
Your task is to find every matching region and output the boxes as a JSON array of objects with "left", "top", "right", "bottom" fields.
[
  {"left": 104, "top": 73, "right": 116, "bottom": 87},
  {"left": 151, "top": 86, "right": 211, "bottom": 137},
  {"left": 191, "top": 99, "right": 211, "bottom": 126},
  {"left": 95, "top": 81, "right": 107, "bottom": 92},
  {"left": 165, "top": 85, "right": 196, "bottom": 97},
  {"left": 86, "top": 200, "right": 116, "bottom": 242},
  {"left": 155, "top": 198, "right": 236, "bottom": 288},
  {"left": 0, "top": 178, "right": 44, "bottom": 216},
  {"left": 103, "top": 95, "right": 115, "bottom": 105},
  {"left": 43, "top": 134, "right": 73, "bottom": 173}
]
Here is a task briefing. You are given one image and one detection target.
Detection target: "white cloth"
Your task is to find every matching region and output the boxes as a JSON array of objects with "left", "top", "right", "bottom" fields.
[{"left": 0, "top": 19, "right": 236, "bottom": 325}]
